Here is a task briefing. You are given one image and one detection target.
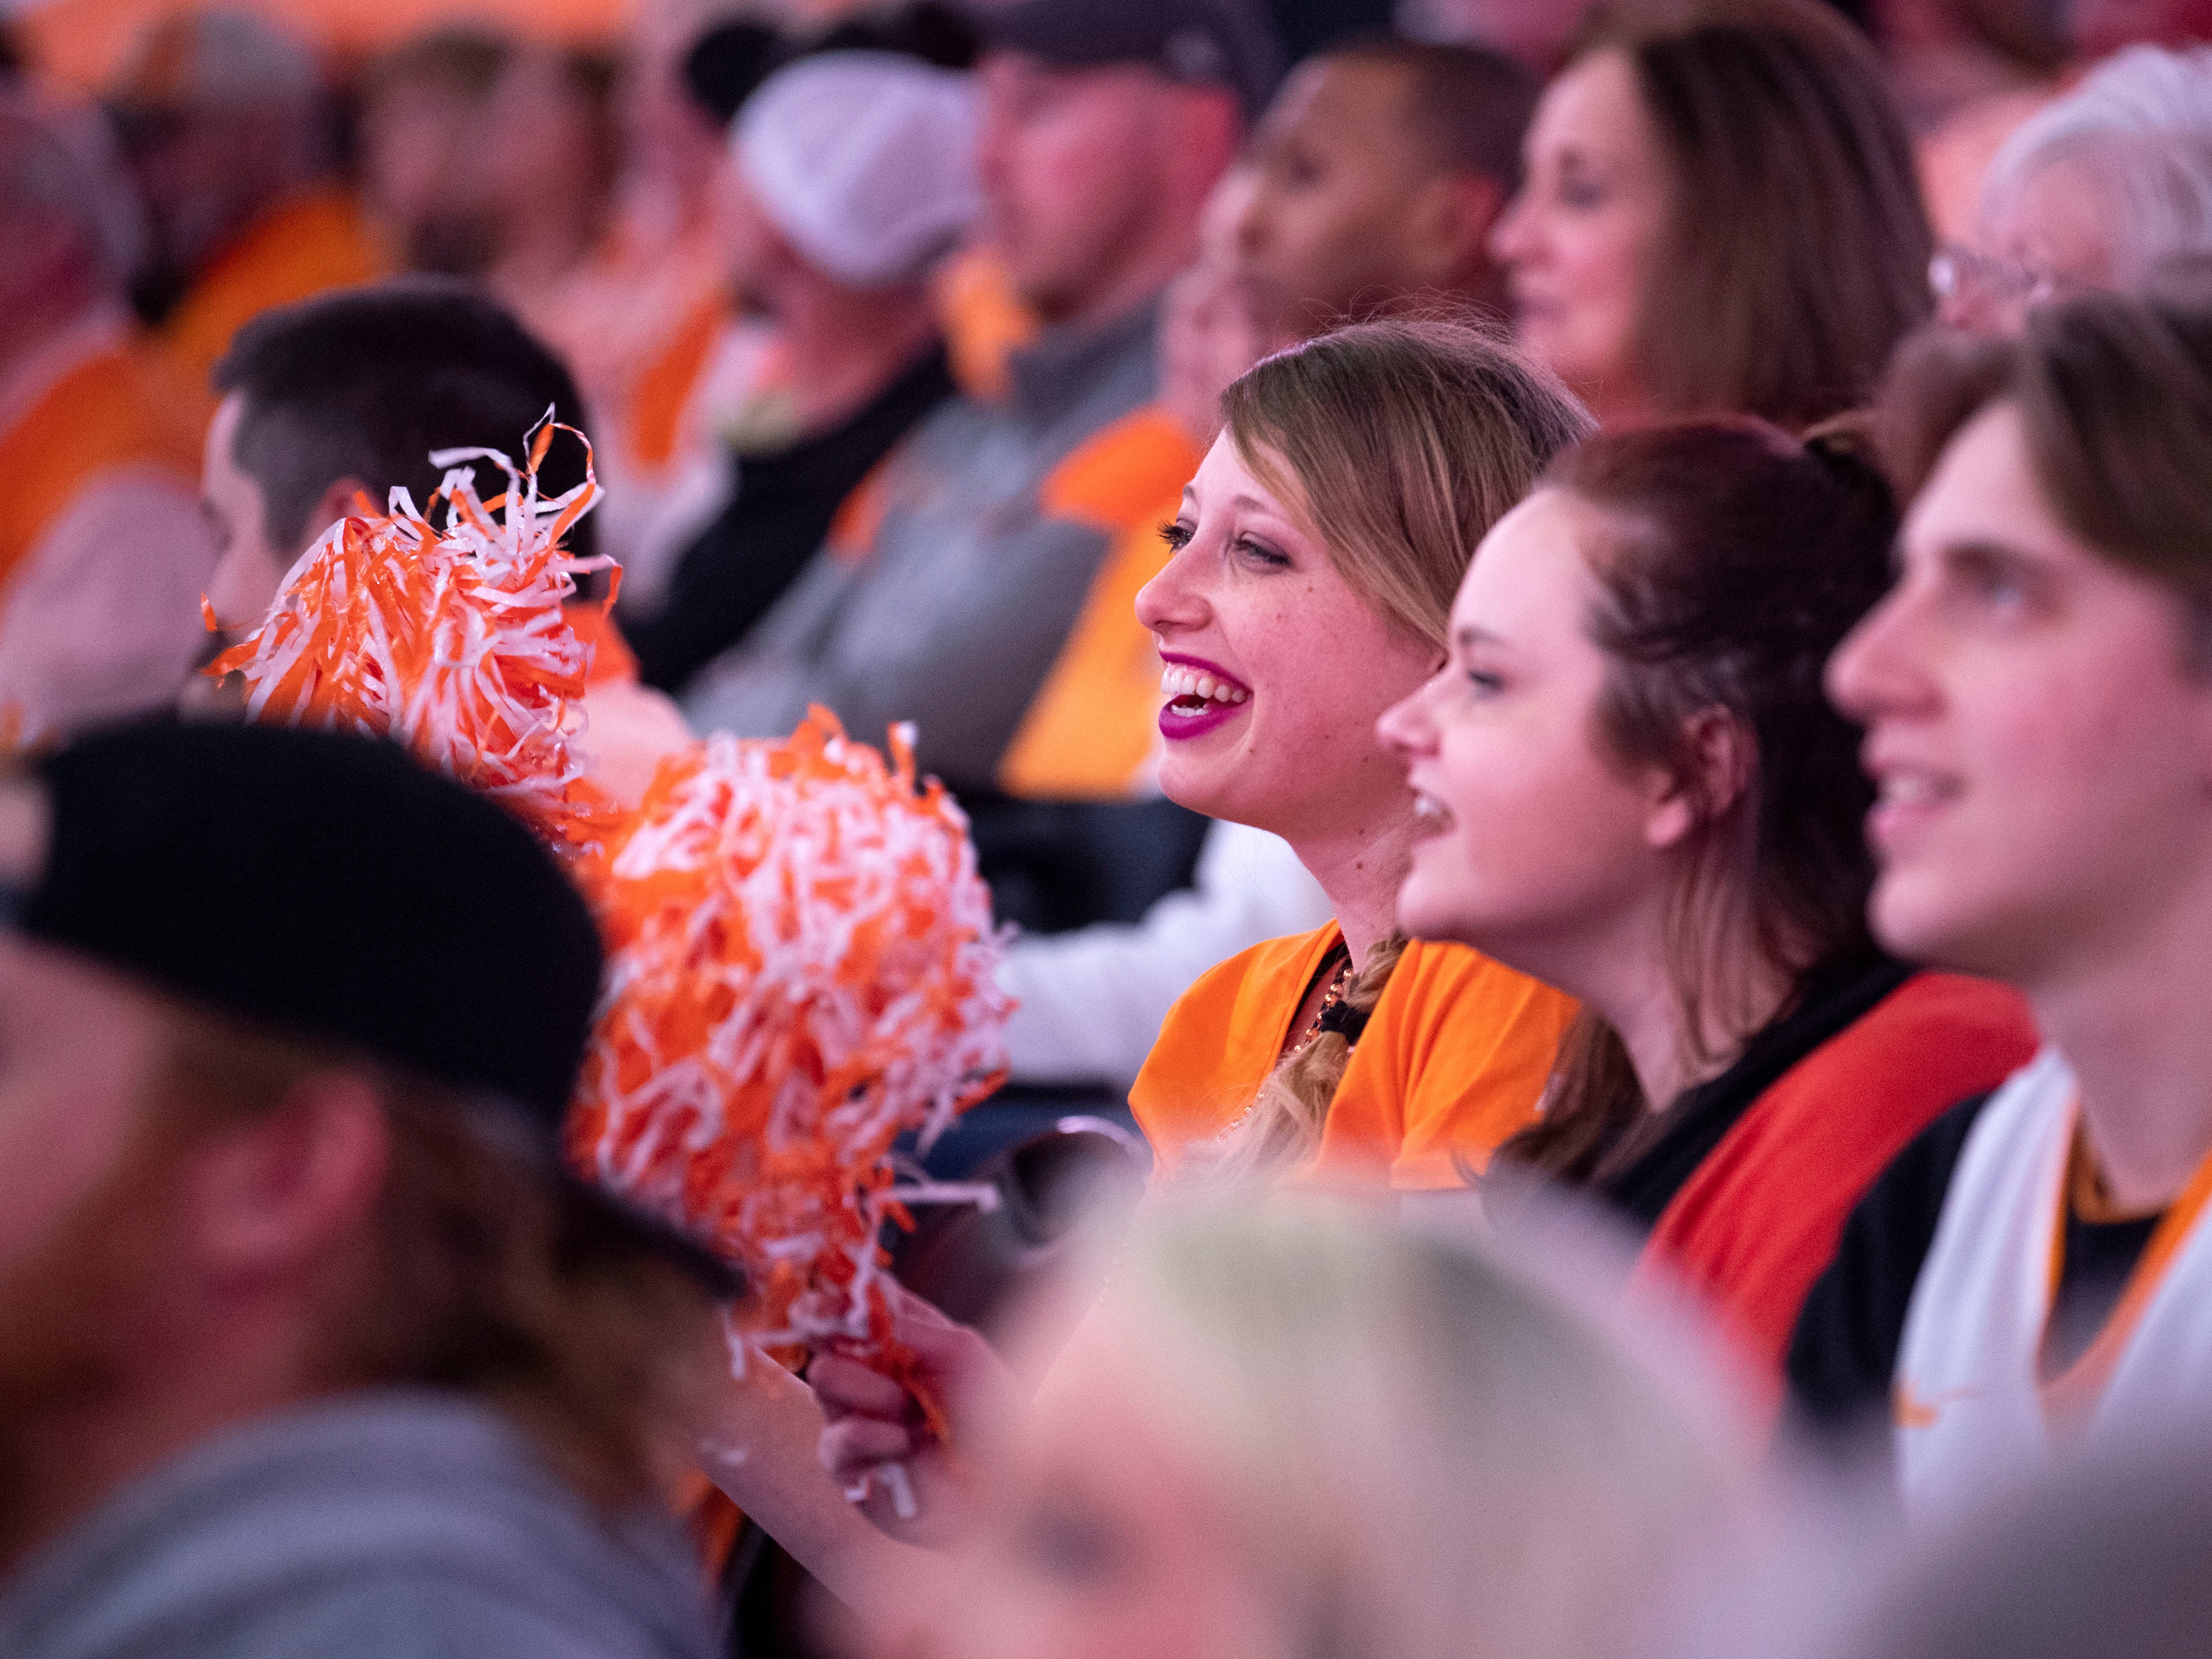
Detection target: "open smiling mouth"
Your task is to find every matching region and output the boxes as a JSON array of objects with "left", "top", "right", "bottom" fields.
[{"left": 1158, "top": 663, "right": 1250, "bottom": 741}]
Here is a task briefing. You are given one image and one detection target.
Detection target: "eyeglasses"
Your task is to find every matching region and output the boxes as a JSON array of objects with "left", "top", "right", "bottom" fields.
[{"left": 1928, "top": 243, "right": 2065, "bottom": 312}]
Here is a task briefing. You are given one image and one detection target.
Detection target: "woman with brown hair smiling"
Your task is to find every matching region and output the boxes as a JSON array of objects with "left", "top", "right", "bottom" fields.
[
  {"left": 1490, "top": 0, "right": 1932, "bottom": 432},
  {"left": 1378, "top": 419, "right": 2037, "bottom": 1377}
]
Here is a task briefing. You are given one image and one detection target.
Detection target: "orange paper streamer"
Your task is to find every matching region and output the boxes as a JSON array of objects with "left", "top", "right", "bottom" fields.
[
  {"left": 569, "top": 709, "right": 1011, "bottom": 1371},
  {"left": 208, "top": 413, "right": 614, "bottom": 854}
]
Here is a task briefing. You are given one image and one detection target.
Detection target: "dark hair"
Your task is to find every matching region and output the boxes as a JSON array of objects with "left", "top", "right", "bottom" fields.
[
  {"left": 161, "top": 1011, "right": 721, "bottom": 1509},
  {"left": 1570, "top": 0, "right": 1932, "bottom": 430},
  {"left": 1499, "top": 420, "right": 1897, "bottom": 1183},
  {"left": 1328, "top": 37, "right": 1541, "bottom": 192},
  {"left": 1878, "top": 295, "right": 2212, "bottom": 665},
  {"left": 212, "top": 278, "right": 597, "bottom": 561}
]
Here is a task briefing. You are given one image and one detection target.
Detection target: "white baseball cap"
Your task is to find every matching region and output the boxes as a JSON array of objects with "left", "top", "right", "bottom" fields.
[{"left": 735, "top": 50, "right": 980, "bottom": 289}]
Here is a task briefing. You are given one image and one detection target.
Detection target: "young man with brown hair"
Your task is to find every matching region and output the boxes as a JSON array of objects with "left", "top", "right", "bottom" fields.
[
  {"left": 0, "top": 722, "right": 730, "bottom": 1659},
  {"left": 1796, "top": 293, "right": 2212, "bottom": 1512}
]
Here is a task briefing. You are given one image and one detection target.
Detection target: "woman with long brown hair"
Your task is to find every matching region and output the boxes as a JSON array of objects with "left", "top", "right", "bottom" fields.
[
  {"left": 1490, "top": 0, "right": 1932, "bottom": 432},
  {"left": 1127, "top": 316, "right": 1590, "bottom": 1189},
  {"left": 1378, "top": 420, "right": 2036, "bottom": 1375}
]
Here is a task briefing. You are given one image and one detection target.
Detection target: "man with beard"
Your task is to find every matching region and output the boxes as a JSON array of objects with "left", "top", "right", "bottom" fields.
[{"left": 0, "top": 721, "right": 729, "bottom": 1659}]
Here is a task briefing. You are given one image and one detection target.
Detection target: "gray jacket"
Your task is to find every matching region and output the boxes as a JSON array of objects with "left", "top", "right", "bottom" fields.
[
  {"left": 0, "top": 1390, "right": 716, "bottom": 1659},
  {"left": 681, "top": 298, "right": 1161, "bottom": 784}
]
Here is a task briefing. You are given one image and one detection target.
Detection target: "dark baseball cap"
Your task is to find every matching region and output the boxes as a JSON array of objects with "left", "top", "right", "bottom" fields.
[
  {"left": 967, "top": 0, "right": 1286, "bottom": 118},
  {"left": 7, "top": 721, "right": 736, "bottom": 1297}
]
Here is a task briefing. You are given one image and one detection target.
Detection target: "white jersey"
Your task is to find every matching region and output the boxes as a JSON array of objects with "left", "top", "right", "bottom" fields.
[{"left": 1895, "top": 1046, "right": 2212, "bottom": 1517}]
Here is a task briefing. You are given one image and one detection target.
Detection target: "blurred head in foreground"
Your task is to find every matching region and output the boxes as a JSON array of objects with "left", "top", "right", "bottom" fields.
[
  {"left": 1840, "top": 1429, "right": 2212, "bottom": 1659},
  {"left": 930, "top": 1195, "right": 1751, "bottom": 1659},
  {"left": 0, "top": 724, "right": 725, "bottom": 1591}
]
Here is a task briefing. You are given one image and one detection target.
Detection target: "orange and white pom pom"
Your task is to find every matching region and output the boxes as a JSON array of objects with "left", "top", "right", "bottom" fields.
[
  {"left": 570, "top": 708, "right": 1011, "bottom": 1372},
  {"left": 208, "top": 414, "right": 613, "bottom": 854}
]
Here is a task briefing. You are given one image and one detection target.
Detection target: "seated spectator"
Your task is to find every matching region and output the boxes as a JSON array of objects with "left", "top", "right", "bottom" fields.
[
  {"left": 998, "top": 33, "right": 1540, "bottom": 800},
  {"left": 997, "top": 818, "right": 1330, "bottom": 1098},
  {"left": 354, "top": 27, "right": 513, "bottom": 278},
  {"left": 0, "top": 722, "right": 726, "bottom": 1658},
  {"left": 1233, "top": 38, "right": 1537, "bottom": 346},
  {"left": 1130, "top": 320, "right": 1588, "bottom": 1190},
  {"left": 1791, "top": 295, "right": 2212, "bottom": 1513},
  {"left": 818, "top": 1196, "right": 1754, "bottom": 1659},
  {"left": 0, "top": 97, "right": 215, "bottom": 737},
  {"left": 196, "top": 280, "right": 689, "bottom": 805},
  {"left": 581, "top": 15, "right": 786, "bottom": 593},
  {"left": 105, "top": 11, "right": 389, "bottom": 388},
  {"left": 1935, "top": 46, "right": 2212, "bottom": 333},
  {"left": 1378, "top": 421, "right": 2036, "bottom": 1379},
  {"left": 1491, "top": 0, "right": 1931, "bottom": 431},
  {"left": 680, "top": 0, "right": 1271, "bottom": 788},
  {"left": 478, "top": 45, "right": 624, "bottom": 351},
  {"left": 991, "top": 42, "right": 1543, "bottom": 1096},
  {"left": 620, "top": 51, "right": 971, "bottom": 700}
]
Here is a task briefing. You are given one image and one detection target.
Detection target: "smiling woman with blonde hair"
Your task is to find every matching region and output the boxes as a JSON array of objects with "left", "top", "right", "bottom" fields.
[{"left": 1128, "top": 316, "right": 1589, "bottom": 1190}]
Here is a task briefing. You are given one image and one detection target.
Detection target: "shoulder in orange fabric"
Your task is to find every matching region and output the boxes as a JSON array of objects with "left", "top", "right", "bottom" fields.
[
  {"left": 1636, "top": 972, "right": 2039, "bottom": 1376},
  {"left": 1130, "top": 924, "right": 1342, "bottom": 1175},
  {"left": 1129, "top": 927, "right": 1576, "bottom": 1190},
  {"left": 162, "top": 187, "right": 393, "bottom": 392},
  {"left": 1324, "top": 938, "right": 1578, "bottom": 1191},
  {"left": 0, "top": 339, "right": 204, "bottom": 600},
  {"left": 1038, "top": 406, "right": 1203, "bottom": 534},
  {"left": 931, "top": 246, "right": 1037, "bottom": 405}
]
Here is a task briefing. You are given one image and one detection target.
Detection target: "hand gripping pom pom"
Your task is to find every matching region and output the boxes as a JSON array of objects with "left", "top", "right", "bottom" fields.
[
  {"left": 569, "top": 709, "right": 1013, "bottom": 1401},
  {"left": 206, "top": 412, "right": 617, "bottom": 855}
]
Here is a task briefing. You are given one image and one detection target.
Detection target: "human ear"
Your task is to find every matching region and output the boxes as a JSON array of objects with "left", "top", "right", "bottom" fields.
[
  {"left": 303, "top": 475, "right": 375, "bottom": 553},
  {"left": 181, "top": 1074, "right": 389, "bottom": 1284},
  {"left": 1642, "top": 709, "right": 1753, "bottom": 851}
]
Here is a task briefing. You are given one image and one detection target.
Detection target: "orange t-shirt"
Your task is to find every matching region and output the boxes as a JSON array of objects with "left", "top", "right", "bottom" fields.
[
  {"left": 1129, "top": 923, "right": 1579, "bottom": 1190},
  {"left": 1633, "top": 972, "right": 2039, "bottom": 1379},
  {"left": 162, "top": 187, "right": 391, "bottom": 392}
]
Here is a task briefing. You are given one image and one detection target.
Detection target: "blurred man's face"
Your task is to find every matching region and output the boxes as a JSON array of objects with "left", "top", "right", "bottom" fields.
[
  {"left": 0, "top": 792, "right": 181, "bottom": 1428},
  {"left": 200, "top": 393, "right": 289, "bottom": 637},
  {"left": 974, "top": 54, "right": 1177, "bottom": 324},
  {"left": 1233, "top": 58, "right": 1444, "bottom": 347}
]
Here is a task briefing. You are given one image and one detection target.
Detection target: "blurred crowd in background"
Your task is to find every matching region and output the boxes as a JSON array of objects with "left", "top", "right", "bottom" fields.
[{"left": 4, "top": 0, "right": 2212, "bottom": 1655}]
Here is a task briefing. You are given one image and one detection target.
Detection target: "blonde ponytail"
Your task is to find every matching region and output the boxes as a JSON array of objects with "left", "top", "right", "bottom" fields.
[{"left": 1190, "top": 934, "right": 1411, "bottom": 1186}]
